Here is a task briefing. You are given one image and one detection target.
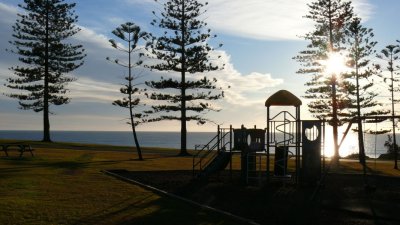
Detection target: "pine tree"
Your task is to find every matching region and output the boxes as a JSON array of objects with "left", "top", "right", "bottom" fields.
[
  {"left": 6, "top": 0, "right": 85, "bottom": 142},
  {"left": 294, "top": 0, "right": 353, "bottom": 162},
  {"left": 344, "top": 17, "right": 386, "bottom": 170},
  {"left": 146, "top": 0, "right": 223, "bottom": 155},
  {"left": 376, "top": 43, "right": 400, "bottom": 169},
  {"left": 107, "top": 22, "right": 147, "bottom": 160}
]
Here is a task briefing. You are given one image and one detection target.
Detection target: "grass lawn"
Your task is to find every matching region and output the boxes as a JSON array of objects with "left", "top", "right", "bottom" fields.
[
  {"left": 1, "top": 140, "right": 399, "bottom": 225},
  {"left": 0, "top": 140, "right": 247, "bottom": 225}
]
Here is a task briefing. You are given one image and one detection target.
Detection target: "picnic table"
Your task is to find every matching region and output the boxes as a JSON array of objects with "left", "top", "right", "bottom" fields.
[{"left": 0, "top": 144, "right": 34, "bottom": 157}]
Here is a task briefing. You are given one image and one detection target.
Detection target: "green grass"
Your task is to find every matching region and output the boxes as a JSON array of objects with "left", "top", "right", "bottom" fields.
[
  {"left": 0, "top": 140, "right": 245, "bottom": 225},
  {"left": 1, "top": 139, "right": 399, "bottom": 225}
]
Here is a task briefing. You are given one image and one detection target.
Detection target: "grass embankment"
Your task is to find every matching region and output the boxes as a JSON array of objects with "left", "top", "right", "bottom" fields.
[{"left": 0, "top": 140, "right": 246, "bottom": 225}]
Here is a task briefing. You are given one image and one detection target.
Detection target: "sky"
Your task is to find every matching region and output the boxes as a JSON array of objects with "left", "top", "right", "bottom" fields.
[{"left": 0, "top": 0, "right": 400, "bottom": 132}]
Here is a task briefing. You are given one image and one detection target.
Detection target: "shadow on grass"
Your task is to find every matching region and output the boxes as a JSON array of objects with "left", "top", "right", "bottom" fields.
[
  {"left": 0, "top": 140, "right": 182, "bottom": 156},
  {"left": 109, "top": 169, "right": 400, "bottom": 225},
  {"left": 129, "top": 154, "right": 177, "bottom": 161},
  {"left": 118, "top": 198, "right": 242, "bottom": 225},
  {"left": 73, "top": 194, "right": 154, "bottom": 225},
  {"left": 74, "top": 194, "right": 242, "bottom": 225},
  {"left": 333, "top": 161, "right": 391, "bottom": 177},
  {"left": 0, "top": 153, "right": 133, "bottom": 175},
  {"left": 108, "top": 170, "right": 324, "bottom": 225}
]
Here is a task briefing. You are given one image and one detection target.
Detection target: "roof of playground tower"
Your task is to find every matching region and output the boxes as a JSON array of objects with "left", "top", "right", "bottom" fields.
[{"left": 265, "top": 90, "right": 302, "bottom": 107}]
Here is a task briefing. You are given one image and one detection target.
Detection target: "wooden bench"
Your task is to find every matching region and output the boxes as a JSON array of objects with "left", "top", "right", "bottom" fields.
[{"left": 0, "top": 144, "right": 34, "bottom": 157}]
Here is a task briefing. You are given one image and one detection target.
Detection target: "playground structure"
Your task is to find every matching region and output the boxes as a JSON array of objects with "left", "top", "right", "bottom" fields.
[{"left": 193, "top": 90, "right": 325, "bottom": 185}]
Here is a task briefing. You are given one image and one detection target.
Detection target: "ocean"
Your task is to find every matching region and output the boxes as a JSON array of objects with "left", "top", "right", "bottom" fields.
[
  {"left": 0, "top": 130, "right": 396, "bottom": 158},
  {"left": 0, "top": 130, "right": 215, "bottom": 150}
]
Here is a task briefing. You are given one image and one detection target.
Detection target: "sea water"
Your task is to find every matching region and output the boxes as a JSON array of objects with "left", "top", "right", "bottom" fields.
[
  {"left": 0, "top": 130, "right": 396, "bottom": 158},
  {"left": 0, "top": 130, "right": 215, "bottom": 150}
]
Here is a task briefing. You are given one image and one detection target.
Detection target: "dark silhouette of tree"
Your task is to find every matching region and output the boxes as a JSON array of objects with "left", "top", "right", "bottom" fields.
[
  {"left": 6, "top": 0, "right": 85, "bottom": 142},
  {"left": 294, "top": 0, "right": 353, "bottom": 162},
  {"left": 107, "top": 22, "right": 147, "bottom": 161},
  {"left": 344, "top": 18, "right": 385, "bottom": 170},
  {"left": 145, "top": 0, "right": 223, "bottom": 156},
  {"left": 376, "top": 43, "right": 400, "bottom": 169},
  {"left": 384, "top": 135, "right": 399, "bottom": 156}
]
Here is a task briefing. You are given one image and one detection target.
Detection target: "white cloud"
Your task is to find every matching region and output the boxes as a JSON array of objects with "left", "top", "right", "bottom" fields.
[
  {"left": 205, "top": 51, "right": 283, "bottom": 106},
  {"left": 0, "top": 64, "right": 18, "bottom": 101},
  {"left": 74, "top": 26, "right": 113, "bottom": 52},
  {"left": 107, "top": 17, "right": 126, "bottom": 26},
  {"left": 202, "top": 0, "right": 373, "bottom": 40},
  {"left": 123, "top": 0, "right": 374, "bottom": 41},
  {"left": 352, "top": 0, "right": 375, "bottom": 19},
  {"left": 141, "top": 49, "right": 284, "bottom": 107},
  {"left": 68, "top": 76, "right": 121, "bottom": 103}
]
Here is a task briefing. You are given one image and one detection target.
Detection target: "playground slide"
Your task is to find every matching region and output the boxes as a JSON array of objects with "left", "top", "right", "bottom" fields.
[{"left": 200, "top": 151, "right": 231, "bottom": 177}]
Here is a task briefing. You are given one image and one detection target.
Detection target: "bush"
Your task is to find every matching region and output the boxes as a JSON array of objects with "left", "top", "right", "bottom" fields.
[
  {"left": 378, "top": 135, "right": 399, "bottom": 160},
  {"left": 384, "top": 135, "right": 398, "bottom": 154},
  {"left": 344, "top": 153, "right": 370, "bottom": 160}
]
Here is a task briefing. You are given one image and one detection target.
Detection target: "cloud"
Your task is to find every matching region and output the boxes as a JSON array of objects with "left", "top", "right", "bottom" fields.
[
  {"left": 352, "top": 0, "right": 375, "bottom": 19},
  {"left": 202, "top": 0, "right": 373, "bottom": 40},
  {"left": 121, "top": 0, "right": 374, "bottom": 41},
  {"left": 74, "top": 26, "right": 113, "bottom": 52},
  {"left": 204, "top": 51, "right": 283, "bottom": 106},
  {"left": 67, "top": 76, "right": 121, "bottom": 103},
  {"left": 141, "top": 49, "right": 284, "bottom": 107},
  {"left": 107, "top": 17, "right": 126, "bottom": 26},
  {"left": 0, "top": 64, "right": 24, "bottom": 101}
]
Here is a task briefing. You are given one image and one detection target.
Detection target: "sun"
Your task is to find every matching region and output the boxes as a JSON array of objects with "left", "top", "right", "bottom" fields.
[
  {"left": 321, "top": 51, "right": 350, "bottom": 75},
  {"left": 323, "top": 129, "right": 359, "bottom": 158}
]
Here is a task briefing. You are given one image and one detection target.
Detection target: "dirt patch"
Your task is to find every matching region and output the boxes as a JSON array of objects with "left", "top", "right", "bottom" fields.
[{"left": 110, "top": 170, "right": 400, "bottom": 225}]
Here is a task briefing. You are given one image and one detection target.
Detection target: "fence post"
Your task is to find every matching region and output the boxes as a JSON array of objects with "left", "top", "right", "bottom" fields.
[
  {"left": 230, "top": 124, "right": 233, "bottom": 179},
  {"left": 217, "top": 125, "right": 220, "bottom": 152},
  {"left": 192, "top": 155, "right": 195, "bottom": 176}
]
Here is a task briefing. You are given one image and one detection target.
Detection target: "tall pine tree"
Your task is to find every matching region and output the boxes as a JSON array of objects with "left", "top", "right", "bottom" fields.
[
  {"left": 376, "top": 43, "right": 400, "bottom": 169},
  {"left": 6, "top": 0, "right": 85, "bottom": 142},
  {"left": 294, "top": 0, "right": 353, "bottom": 162},
  {"left": 146, "top": 0, "right": 223, "bottom": 155},
  {"left": 344, "top": 18, "right": 389, "bottom": 173},
  {"left": 107, "top": 22, "right": 147, "bottom": 160}
]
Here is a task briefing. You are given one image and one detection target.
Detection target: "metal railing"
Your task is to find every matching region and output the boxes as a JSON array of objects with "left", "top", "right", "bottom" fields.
[{"left": 192, "top": 126, "right": 232, "bottom": 176}]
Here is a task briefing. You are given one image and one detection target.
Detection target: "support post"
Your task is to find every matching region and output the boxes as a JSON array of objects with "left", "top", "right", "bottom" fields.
[
  {"left": 266, "top": 107, "right": 270, "bottom": 183},
  {"left": 229, "top": 124, "right": 233, "bottom": 179},
  {"left": 323, "top": 120, "right": 326, "bottom": 173},
  {"left": 296, "top": 106, "right": 301, "bottom": 184},
  {"left": 217, "top": 125, "right": 220, "bottom": 152}
]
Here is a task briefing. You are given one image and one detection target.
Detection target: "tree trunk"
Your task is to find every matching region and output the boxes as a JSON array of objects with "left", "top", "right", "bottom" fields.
[
  {"left": 180, "top": 66, "right": 188, "bottom": 155},
  {"left": 128, "top": 36, "right": 143, "bottom": 160},
  {"left": 354, "top": 39, "right": 367, "bottom": 176},
  {"left": 328, "top": 2, "right": 339, "bottom": 163},
  {"left": 391, "top": 69, "right": 398, "bottom": 169},
  {"left": 332, "top": 77, "right": 339, "bottom": 164},
  {"left": 130, "top": 108, "right": 143, "bottom": 160},
  {"left": 179, "top": 0, "right": 188, "bottom": 156},
  {"left": 180, "top": 82, "right": 188, "bottom": 156},
  {"left": 42, "top": 2, "right": 51, "bottom": 142}
]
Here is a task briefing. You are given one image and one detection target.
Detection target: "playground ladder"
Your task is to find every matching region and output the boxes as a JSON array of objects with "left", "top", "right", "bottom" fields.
[{"left": 192, "top": 126, "right": 232, "bottom": 177}]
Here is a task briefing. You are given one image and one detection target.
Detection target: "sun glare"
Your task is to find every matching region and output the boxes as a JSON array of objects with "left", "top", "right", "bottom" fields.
[
  {"left": 323, "top": 129, "right": 358, "bottom": 158},
  {"left": 321, "top": 51, "right": 350, "bottom": 75}
]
